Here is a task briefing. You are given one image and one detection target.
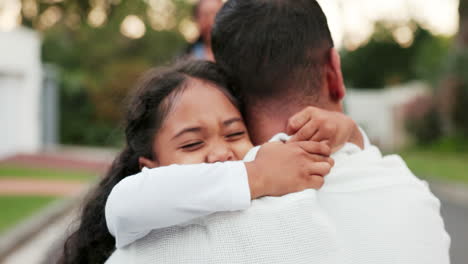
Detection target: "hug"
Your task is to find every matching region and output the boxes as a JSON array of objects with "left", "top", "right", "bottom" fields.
[{"left": 59, "top": 0, "right": 450, "bottom": 263}]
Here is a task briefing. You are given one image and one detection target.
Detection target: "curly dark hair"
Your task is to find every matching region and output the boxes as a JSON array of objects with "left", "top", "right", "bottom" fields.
[{"left": 58, "top": 60, "right": 238, "bottom": 264}]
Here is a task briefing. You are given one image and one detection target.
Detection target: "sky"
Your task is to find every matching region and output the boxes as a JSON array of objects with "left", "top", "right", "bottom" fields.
[
  {"left": 0, "top": 0, "right": 461, "bottom": 49},
  {"left": 318, "top": 0, "right": 459, "bottom": 49}
]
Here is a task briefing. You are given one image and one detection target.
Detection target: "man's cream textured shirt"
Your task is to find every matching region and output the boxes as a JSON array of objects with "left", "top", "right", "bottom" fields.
[{"left": 106, "top": 132, "right": 450, "bottom": 264}]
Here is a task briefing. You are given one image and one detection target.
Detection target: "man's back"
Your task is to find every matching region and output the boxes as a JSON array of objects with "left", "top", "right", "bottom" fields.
[
  {"left": 317, "top": 144, "right": 450, "bottom": 263},
  {"left": 106, "top": 142, "right": 450, "bottom": 264}
]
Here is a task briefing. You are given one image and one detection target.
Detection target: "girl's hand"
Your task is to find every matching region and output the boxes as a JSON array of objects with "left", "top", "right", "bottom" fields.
[
  {"left": 286, "top": 106, "right": 364, "bottom": 152},
  {"left": 246, "top": 141, "right": 333, "bottom": 199}
]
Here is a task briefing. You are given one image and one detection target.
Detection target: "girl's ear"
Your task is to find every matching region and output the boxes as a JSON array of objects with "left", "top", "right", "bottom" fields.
[{"left": 138, "top": 157, "right": 159, "bottom": 169}]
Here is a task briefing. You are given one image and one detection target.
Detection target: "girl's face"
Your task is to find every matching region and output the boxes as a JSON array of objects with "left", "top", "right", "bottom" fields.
[{"left": 151, "top": 79, "right": 253, "bottom": 166}]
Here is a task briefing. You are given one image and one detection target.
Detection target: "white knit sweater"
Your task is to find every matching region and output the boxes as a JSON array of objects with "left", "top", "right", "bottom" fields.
[{"left": 106, "top": 134, "right": 450, "bottom": 264}]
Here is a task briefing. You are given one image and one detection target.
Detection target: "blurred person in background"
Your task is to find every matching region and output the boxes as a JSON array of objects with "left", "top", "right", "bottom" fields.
[{"left": 184, "top": 0, "right": 223, "bottom": 61}]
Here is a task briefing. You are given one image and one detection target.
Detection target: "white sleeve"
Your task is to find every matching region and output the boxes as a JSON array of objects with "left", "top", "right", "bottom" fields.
[
  {"left": 105, "top": 161, "right": 251, "bottom": 248},
  {"left": 357, "top": 126, "right": 371, "bottom": 149}
]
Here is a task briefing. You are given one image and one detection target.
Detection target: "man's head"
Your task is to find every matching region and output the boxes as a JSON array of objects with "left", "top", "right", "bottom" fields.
[
  {"left": 194, "top": 0, "right": 223, "bottom": 44},
  {"left": 212, "top": 0, "right": 346, "bottom": 143}
]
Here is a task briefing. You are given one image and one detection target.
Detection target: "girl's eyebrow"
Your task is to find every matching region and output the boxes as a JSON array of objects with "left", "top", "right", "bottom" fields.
[
  {"left": 224, "top": 117, "right": 242, "bottom": 126},
  {"left": 172, "top": 127, "right": 202, "bottom": 140}
]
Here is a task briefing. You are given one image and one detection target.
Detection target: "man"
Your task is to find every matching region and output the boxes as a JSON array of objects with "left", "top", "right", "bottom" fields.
[
  {"left": 184, "top": 0, "right": 224, "bottom": 61},
  {"left": 106, "top": 1, "right": 450, "bottom": 263}
]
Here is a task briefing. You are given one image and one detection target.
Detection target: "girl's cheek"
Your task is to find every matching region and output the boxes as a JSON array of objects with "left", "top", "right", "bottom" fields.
[
  {"left": 233, "top": 140, "right": 254, "bottom": 159},
  {"left": 173, "top": 151, "right": 207, "bottom": 165}
]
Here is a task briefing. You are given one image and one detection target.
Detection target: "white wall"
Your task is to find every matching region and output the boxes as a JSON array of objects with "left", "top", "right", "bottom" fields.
[
  {"left": 0, "top": 27, "right": 42, "bottom": 157},
  {"left": 345, "top": 82, "right": 430, "bottom": 151}
]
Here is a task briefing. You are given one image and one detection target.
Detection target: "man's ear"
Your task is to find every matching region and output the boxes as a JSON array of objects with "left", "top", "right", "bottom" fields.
[
  {"left": 326, "top": 48, "right": 346, "bottom": 102},
  {"left": 138, "top": 156, "right": 159, "bottom": 169}
]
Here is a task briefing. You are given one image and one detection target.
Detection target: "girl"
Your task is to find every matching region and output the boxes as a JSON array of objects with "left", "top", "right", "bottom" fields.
[{"left": 60, "top": 60, "right": 362, "bottom": 263}]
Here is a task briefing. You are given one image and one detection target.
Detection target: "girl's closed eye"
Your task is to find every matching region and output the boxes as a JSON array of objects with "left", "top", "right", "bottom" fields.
[
  {"left": 225, "top": 131, "right": 246, "bottom": 141},
  {"left": 180, "top": 141, "right": 205, "bottom": 151}
]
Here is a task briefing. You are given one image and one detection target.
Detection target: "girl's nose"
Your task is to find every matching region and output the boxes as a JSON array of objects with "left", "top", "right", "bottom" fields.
[{"left": 206, "top": 144, "right": 235, "bottom": 163}]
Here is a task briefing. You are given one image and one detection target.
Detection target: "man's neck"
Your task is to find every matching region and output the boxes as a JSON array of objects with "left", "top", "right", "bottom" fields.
[
  {"left": 246, "top": 112, "right": 290, "bottom": 145},
  {"left": 246, "top": 101, "right": 342, "bottom": 145}
]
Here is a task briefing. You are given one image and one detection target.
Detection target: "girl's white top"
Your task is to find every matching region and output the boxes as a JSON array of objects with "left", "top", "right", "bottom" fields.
[
  {"left": 106, "top": 161, "right": 251, "bottom": 248},
  {"left": 105, "top": 131, "right": 450, "bottom": 264}
]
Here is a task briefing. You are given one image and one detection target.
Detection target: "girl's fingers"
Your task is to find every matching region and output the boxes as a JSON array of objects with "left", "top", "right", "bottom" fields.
[
  {"left": 303, "top": 175, "right": 325, "bottom": 189},
  {"left": 286, "top": 107, "right": 317, "bottom": 134},
  {"left": 306, "top": 162, "right": 332, "bottom": 176},
  {"left": 311, "top": 122, "right": 337, "bottom": 147},
  {"left": 304, "top": 154, "right": 331, "bottom": 163},
  {"left": 296, "top": 141, "right": 331, "bottom": 156},
  {"left": 289, "top": 120, "right": 319, "bottom": 142}
]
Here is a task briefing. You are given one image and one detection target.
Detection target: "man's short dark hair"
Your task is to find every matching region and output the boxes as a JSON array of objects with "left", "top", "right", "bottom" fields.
[{"left": 212, "top": 0, "right": 334, "bottom": 104}]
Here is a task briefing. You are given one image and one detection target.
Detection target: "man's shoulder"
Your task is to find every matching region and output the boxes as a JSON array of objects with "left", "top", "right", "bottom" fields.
[{"left": 325, "top": 143, "right": 425, "bottom": 192}]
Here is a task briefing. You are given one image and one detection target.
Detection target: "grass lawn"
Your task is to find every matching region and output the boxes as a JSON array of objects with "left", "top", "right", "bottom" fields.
[
  {"left": 0, "top": 196, "right": 57, "bottom": 234},
  {"left": 0, "top": 164, "right": 97, "bottom": 234},
  {"left": 0, "top": 164, "right": 97, "bottom": 181},
  {"left": 399, "top": 150, "right": 468, "bottom": 184}
]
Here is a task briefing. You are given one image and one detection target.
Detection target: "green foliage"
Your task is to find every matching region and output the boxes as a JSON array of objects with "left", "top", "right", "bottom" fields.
[
  {"left": 411, "top": 32, "right": 453, "bottom": 84},
  {"left": 442, "top": 48, "right": 468, "bottom": 83},
  {"left": 341, "top": 22, "right": 452, "bottom": 88},
  {"left": 404, "top": 48, "right": 468, "bottom": 146},
  {"left": 452, "top": 85, "right": 468, "bottom": 135},
  {"left": 22, "top": 0, "right": 194, "bottom": 146},
  {"left": 341, "top": 20, "right": 466, "bottom": 149}
]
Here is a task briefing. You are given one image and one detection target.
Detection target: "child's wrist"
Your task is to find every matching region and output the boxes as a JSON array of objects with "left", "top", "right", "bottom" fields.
[{"left": 245, "top": 161, "right": 266, "bottom": 199}]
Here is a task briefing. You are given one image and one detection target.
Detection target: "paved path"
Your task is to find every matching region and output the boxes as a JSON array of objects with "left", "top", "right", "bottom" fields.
[
  {"left": 0, "top": 178, "right": 86, "bottom": 197},
  {"left": 438, "top": 194, "right": 468, "bottom": 264},
  {"left": 2, "top": 209, "right": 77, "bottom": 264}
]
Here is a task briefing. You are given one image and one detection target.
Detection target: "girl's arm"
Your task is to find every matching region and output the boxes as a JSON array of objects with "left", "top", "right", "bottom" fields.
[
  {"left": 106, "top": 141, "right": 332, "bottom": 248},
  {"left": 105, "top": 162, "right": 250, "bottom": 248}
]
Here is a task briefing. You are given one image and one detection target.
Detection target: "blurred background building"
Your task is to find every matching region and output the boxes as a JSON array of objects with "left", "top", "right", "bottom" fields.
[
  {"left": 0, "top": 27, "right": 42, "bottom": 157},
  {"left": 0, "top": 26, "right": 58, "bottom": 158},
  {"left": 0, "top": 0, "right": 467, "bottom": 263}
]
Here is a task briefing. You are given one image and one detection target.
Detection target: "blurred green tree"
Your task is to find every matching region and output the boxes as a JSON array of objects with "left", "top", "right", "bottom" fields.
[
  {"left": 341, "top": 22, "right": 452, "bottom": 89},
  {"left": 20, "top": 0, "right": 196, "bottom": 146}
]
